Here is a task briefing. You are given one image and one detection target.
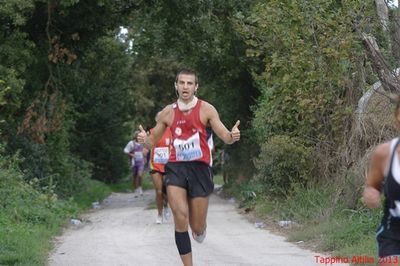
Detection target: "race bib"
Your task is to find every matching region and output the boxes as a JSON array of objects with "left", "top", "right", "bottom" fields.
[
  {"left": 174, "top": 132, "right": 203, "bottom": 161},
  {"left": 154, "top": 147, "right": 169, "bottom": 164},
  {"left": 134, "top": 151, "right": 143, "bottom": 160}
]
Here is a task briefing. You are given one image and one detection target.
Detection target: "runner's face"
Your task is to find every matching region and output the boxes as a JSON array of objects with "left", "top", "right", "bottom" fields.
[{"left": 175, "top": 74, "right": 198, "bottom": 103}]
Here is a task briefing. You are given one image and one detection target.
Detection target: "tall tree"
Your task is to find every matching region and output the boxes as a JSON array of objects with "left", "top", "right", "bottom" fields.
[
  {"left": 125, "top": 0, "right": 259, "bottom": 178},
  {"left": 235, "top": 0, "right": 377, "bottom": 192},
  {"left": 2, "top": 1, "right": 142, "bottom": 191}
]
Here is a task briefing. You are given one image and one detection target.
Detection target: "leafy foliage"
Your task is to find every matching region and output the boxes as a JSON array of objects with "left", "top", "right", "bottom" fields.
[
  {"left": 1, "top": 1, "right": 142, "bottom": 186},
  {"left": 65, "top": 36, "right": 134, "bottom": 182},
  {"left": 254, "top": 135, "right": 313, "bottom": 195},
  {"left": 0, "top": 148, "right": 77, "bottom": 265},
  {"left": 0, "top": 0, "right": 392, "bottom": 261},
  {"left": 126, "top": 0, "right": 259, "bottom": 180},
  {"left": 231, "top": 1, "right": 380, "bottom": 192},
  {"left": 238, "top": 1, "right": 369, "bottom": 143}
]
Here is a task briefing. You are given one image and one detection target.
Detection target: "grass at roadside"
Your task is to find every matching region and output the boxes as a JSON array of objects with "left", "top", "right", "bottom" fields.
[
  {"left": 74, "top": 179, "right": 112, "bottom": 208},
  {"left": 0, "top": 177, "right": 112, "bottom": 266},
  {"left": 0, "top": 221, "right": 66, "bottom": 266},
  {"left": 213, "top": 174, "right": 224, "bottom": 186},
  {"left": 222, "top": 180, "right": 382, "bottom": 266}
]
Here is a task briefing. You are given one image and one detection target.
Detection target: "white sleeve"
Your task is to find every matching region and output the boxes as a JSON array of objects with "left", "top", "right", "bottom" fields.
[{"left": 124, "top": 141, "right": 133, "bottom": 154}]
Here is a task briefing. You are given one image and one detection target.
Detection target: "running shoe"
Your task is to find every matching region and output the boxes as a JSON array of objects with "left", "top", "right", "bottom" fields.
[
  {"left": 156, "top": 215, "right": 163, "bottom": 224},
  {"left": 192, "top": 225, "right": 207, "bottom": 243},
  {"left": 138, "top": 187, "right": 143, "bottom": 196}
]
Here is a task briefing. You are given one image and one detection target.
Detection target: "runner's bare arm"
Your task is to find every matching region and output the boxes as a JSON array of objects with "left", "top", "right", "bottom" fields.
[
  {"left": 138, "top": 106, "right": 173, "bottom": 149},
  {"left": 202, "top": 102, "right": 240, "bottom": 144},
  {"left": 363, "top": 143, "right": 388, "bottom": 208}
]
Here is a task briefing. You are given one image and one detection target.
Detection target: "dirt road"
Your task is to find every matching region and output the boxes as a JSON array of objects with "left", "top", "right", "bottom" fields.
[{"left": 48, "top": 189, "right": 347, "bottom": 266}]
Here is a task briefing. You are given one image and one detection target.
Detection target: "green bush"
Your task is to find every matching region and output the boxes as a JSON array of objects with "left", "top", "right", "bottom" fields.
[
  {"left": 15, "top": 118, "right": 94, "bottom": 199},
  {"left": 254, "top": 135, "right": 313, "bottom": 195},
  {"left": 0, "top": 149, "right": 78, "bottom": 265}
]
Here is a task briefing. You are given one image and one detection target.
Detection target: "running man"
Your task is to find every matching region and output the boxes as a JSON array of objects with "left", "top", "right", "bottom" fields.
[
  {"left": 138, "top": 68, "right": 240, "bottom": 266},
  {"left": 149, "top": 112, "right": 172, "bottom": 224},
  {"left": 124, "top": 131, "right": 148, "bottom": 197},
  {"left": 363, "top": 95, "right": 400, "bottom": 266}
]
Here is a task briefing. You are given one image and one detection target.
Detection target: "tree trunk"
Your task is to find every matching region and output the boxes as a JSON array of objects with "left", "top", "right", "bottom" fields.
[
  {"left": 391, "top": 5, "right": 400, "bottom": 62},
  {"left": 362, "top": 33, "right": 400, "bottom": 93},
  {"left": 375, "top": 0, "right": 389, "bottom": 32}
]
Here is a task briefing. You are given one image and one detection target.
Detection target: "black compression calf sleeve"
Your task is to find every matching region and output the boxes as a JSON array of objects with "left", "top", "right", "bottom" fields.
[{"left": 175, "top": 231, "right": 192, "bottom": 255}]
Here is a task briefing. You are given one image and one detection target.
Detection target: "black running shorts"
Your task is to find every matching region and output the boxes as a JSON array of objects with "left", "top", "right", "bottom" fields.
[
  {"left": 164, "top": 161, "right": 214, "bottom": 197},
  {"left": 376, "top": 224, "right": 400, "bottom": 258}
]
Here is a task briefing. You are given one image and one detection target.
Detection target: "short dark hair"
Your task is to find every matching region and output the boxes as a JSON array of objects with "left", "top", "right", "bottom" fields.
[{"left": 175, "top": 68, "right": 198, "bottom": 84}]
